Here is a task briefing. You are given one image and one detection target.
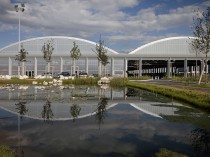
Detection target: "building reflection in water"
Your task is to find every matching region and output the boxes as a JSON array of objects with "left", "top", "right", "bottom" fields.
[
  {"left": 0, "top": 85, "right": 210, "bottom": 156},
  {"left": 0, "top": 85, "right": 207, "bottom": 121}
]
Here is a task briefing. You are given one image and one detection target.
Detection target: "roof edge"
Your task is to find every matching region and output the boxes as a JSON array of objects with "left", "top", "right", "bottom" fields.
[
  {"left": 129, "top": 36, "right": 195, "bottom": 54},
  {"left": 0, "top": 36, "right": 119, "bottom": 54}
]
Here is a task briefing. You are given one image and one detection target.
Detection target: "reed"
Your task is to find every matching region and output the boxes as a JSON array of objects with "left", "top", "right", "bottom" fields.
[
  {"left": 109, "top": 77, "right": 128, "bottom": 87},
  {"left": 63, "top": 77, "right": 99, "bottom": 85},
  {"left": 0, "top": 78, "right": 34, "bottom": 84}
]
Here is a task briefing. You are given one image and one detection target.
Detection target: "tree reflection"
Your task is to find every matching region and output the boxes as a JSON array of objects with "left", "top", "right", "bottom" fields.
[
  {"left": 70, "top": 104, "right": 81, "bottom": 122},
  {"left": 15, "top": 101, "right": 28, "bottom": 119},
  {"left": 190, "top": 128, "right": 210, "bottom": 157},
  {"left": 41, "top": 99, "right": 54, "bottom": 122},
  {"left": 95, "top": 97, "right": 108, "bottom": 128}
]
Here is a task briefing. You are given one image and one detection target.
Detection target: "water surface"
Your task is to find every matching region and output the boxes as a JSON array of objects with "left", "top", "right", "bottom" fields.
[{"left": 0, "top": 85, "right": 209, "bottom": 157}]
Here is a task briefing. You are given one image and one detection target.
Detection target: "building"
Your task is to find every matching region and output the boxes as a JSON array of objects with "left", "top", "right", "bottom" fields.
[{"left": 0, "top": 36, "right": 208, "bottom": 78}]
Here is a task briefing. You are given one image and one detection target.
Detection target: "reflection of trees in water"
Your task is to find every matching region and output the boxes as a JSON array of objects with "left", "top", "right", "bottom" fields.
[
  {"left": 15, "top": 101, "right": 28, "bottom": 119},
  {"left": 41, "top": 99, "right": 54, "bottom": 122},
  {"left": 190, "top": 128, "right": 210, "bottom": 157},
  {"left": 95, "top": 97, "right": 108, "bottom": 127},
  {"left": 70, "top": 104, "right": 81, "bottom": 122}
]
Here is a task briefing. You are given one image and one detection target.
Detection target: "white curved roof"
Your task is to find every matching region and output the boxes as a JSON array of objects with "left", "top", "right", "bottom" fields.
[
  {"left": 0, "top": 36, "right": 206, "bottom": 58},
  {"left": 0, "top": 36, "right": 119, "bottom": 57},
  {"left": 129, "top": 36, "right": 204, "bottom": 58}
]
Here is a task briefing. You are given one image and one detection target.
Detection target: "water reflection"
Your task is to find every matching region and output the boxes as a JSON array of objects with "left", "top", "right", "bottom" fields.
[
  {"left": 0, "top": 85, "right": 210, "bottom": 156},
  {"left": 0, "top": 85, "right": 208, "bottom": 121},
  {"left": 70, "top": 104, "right": 81, "bottom": 122},
  {"left": 95, "top": 97, "right": 108, "bottom": 127},
  {"left": 190, "top": 128, "right": 210, "bottom": 157},
  {"left": 41, "top": 99, "right": 54, "bottom": 122},
  {"left": 15, "top": 101, "right": 28, "bottom": 119}
]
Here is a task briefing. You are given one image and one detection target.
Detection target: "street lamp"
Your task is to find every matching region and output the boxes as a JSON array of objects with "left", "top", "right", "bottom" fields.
[{"left": 15, "top": 3, "right": 25, "bottom": 76}]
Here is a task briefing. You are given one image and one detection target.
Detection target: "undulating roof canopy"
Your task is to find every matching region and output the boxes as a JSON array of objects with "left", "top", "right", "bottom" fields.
[
  {"left": 129, "top": 37, "right": 204, "bottom": 58},
  {"left": 0, "top": 36, "right": 119, "bottom": 57},
  {"left": 0, "top": 36, "right": 205, "bottom": 58}
]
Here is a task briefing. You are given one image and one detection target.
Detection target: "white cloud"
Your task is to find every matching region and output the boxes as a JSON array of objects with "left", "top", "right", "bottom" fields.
[{"left": 0, "top": 0, "right": 208, "bottom": 51}]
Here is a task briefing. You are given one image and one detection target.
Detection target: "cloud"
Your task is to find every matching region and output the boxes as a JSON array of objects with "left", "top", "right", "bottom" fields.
[{"left": 0, "top": 0, "right": 208, "bottom": 51}]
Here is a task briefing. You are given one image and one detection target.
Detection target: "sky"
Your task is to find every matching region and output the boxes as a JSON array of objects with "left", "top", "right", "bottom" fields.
[{"left": 0, "top": 0, "right": 209, "bottom": 53}]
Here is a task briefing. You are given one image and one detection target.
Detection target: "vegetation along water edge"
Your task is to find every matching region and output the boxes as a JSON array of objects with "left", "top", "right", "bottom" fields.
[
  {"left": 127, "top": 81, "right": 210, "bottom": 112},
  {"left": 1, "top": 77, "right": 210, "bottom": 112}
]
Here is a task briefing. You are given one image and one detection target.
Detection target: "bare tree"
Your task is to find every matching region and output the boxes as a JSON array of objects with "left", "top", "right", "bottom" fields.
[
  {"left": 191, "top": 7, "right": 210, "bottom": 84},
  {"left": 15, "top": 44, "right": 28, "bottom": 76},
  {"left": 42, "top": 39, "right": 54, "bottom": 73},
  {"left": 94, "top": 36, "right": 109, "bottom": 77},
  {"left": 70, "top": 41, "right": 81, "bottom": 76}
]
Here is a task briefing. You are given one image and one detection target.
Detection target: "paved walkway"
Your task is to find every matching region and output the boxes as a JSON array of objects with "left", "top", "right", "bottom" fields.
[{"left": 133, "top": 79, "right": 210, "bottom": 94}]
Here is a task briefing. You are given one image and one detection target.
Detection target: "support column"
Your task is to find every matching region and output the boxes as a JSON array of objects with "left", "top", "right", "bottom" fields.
[
  {"left": 85, "top": 57, "right": 89, "bottom": 74},
  {"left": 98, "top": 61, "right": 102, "bottom": 77},
  {"left": 34, "top": 57, "right": 37, "bottom": 77},
  {"left": 184, "top": 58, "right": 188, "bottom": 77},
  {"left": 200, "top": 60, "right": 204, "bottom": 75},
  {"left": 167, "top": 59, "right": 171, "bottom": 78},
  {"left": 8, "top": 57, "right": 12, "bottom": 76},
  {"left": 139, "top": 58, "right": 142, "bottom": 77},
  {"left": 111, "top": 58, "right": 114, "bottom": 76},
  {"left": 124, "top": 58, "right": 128, "bottom": 78},
  {"left": 206, "top": 63, "right": 209, "bottom": 74},
  {"left": 60, "top": 57, "right": 63, "bottom": 72}
]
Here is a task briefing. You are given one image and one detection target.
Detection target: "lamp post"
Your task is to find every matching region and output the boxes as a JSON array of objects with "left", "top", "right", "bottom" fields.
[
  {"left": 15, "top": 3, "right": 25, "bottom": 76},
  {"left": 14, "top": 4, "right": 25, "bottom": 156}
]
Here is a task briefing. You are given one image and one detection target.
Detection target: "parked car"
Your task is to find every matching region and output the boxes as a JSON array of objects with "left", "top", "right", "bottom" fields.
[
  {"left": 53, "top": 72, "right": 70, "bottom": 78},
  {"left": 60, "top": 72, "right": 70, "bottom": 77},
  {"left": 79, "top": 72, "right": 88, "bottom": 78}
]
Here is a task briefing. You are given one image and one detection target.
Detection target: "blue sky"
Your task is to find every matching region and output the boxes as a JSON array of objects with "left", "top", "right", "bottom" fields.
[{"left": 0, "top": 0, "right": 209, "bottom": 52}]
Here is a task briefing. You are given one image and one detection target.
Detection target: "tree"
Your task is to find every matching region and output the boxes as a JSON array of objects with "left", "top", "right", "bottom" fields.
[
  {"left": 70, "top": 41, "right": 81, "bottom": 76},
  {"left": 191, "top": 7, "right": 210, "bottom": 84},
  {"left": 15, "top": 44, "right": 28, "bottom": 76},
  {"left": 94, "top": 36, "right": 109, "bottom": 77},
  {"left": 189, "top": 37, "right": 201, "bottom": 79},
  {"left": 42, "top": 39, "right": 54, "bottom": 73}
]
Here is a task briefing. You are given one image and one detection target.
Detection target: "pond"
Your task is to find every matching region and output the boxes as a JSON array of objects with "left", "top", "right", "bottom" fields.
[{"left": 0, "top": 85, "right": 210, "bottom": 157}]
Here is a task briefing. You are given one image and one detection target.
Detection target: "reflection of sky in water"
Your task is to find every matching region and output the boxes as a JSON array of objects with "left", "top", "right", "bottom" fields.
[{"left": 0, "top": 85, "right": 210, "bottom": 157}]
